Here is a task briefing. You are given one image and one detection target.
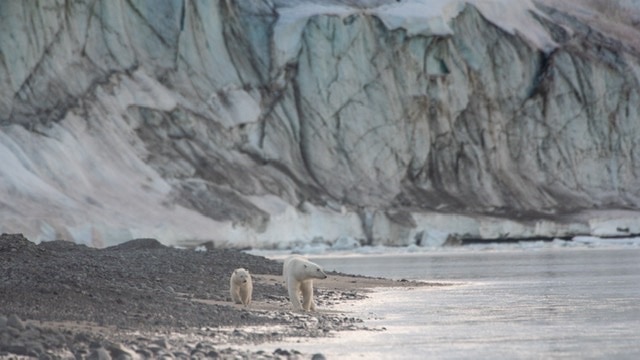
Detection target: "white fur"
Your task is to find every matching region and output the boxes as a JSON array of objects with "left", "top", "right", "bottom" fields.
[
  {"left": 229, "top": 268, "right": 253, "bottom": 307},
  {"left": 282, "top": 255, "right": 327, "bottom": 311}
]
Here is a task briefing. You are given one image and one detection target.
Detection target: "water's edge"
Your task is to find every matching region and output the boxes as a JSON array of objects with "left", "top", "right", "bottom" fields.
[{"left": 246, "top": 248, "right": 640, "bottom": 359}]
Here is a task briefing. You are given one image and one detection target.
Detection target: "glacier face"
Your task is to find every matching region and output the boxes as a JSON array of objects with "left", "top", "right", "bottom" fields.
[{"left": 1, "top": 0, "right": 640, "bottom": 247}]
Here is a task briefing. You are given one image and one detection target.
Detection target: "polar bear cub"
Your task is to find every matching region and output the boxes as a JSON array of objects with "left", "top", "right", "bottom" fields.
[
  {"left": 282, "top": 255, "right": 328, "bottom": 311},
  {"left": 229, "top": 268, "right": 253, "bottom": 307}
]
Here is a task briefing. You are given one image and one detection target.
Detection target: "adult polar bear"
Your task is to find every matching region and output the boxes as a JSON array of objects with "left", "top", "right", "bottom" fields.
[{"left": 282, "top": 255, "right": 328, "bottom": 311}]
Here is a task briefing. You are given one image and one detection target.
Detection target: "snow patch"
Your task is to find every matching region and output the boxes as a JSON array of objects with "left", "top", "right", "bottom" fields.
[
  {"left": 371, "top": 0, "right": 463, "bottom": 36},
  {"left": 194, "top": 245, "right": 207, "bottom": 252},
  {"left": 468, "top": 0, "right": 557, "bottom": 52},
  {"left": 273, "top": 0, "right": 557, "bottom": 69}
]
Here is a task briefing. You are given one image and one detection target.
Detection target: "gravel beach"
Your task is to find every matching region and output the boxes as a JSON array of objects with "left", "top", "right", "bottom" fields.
[{"left": 0, "top": 233, "right": 423, "bottom": 359}]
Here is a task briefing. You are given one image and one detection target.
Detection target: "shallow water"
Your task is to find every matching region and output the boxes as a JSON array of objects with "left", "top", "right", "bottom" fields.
[{"left": 257, "top": 247, "right": 640, "bottom": 359}]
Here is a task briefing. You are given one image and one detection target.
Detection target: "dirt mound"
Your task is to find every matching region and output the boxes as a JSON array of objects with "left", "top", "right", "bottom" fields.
[
  {"left": 38, "top": 239, "right": 92, "bottom": 252},
  {"left": 0, "top": 233, "right": 41, "bottom": 254},
  {"left": 105, "top": 237, "right": 167, "bottom": 251},
  {"left": 0, "top": 234, "right": 284, "bottom": 331}
]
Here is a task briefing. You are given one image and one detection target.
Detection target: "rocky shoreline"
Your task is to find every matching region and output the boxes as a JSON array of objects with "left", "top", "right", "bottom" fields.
[{"left": 0, "top": 233, "right": 421, "bottom": 359}]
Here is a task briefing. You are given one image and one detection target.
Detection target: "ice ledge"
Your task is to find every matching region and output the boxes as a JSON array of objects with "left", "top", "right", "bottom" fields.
[
  {"left": 273, "top": 0, "right": 557, "bottom": 68},
  {"left": 5, "top": 193, "right": 639, "bottom": 249}
]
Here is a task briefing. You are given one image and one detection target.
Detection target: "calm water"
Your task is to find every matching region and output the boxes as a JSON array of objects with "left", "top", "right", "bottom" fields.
[{"left": 257, "top": 247, "right": 640, "bottom": 359}]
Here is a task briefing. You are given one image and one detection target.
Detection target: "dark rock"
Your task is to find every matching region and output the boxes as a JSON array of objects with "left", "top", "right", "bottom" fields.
[
  {"left": 6, "top": 327, "right": 21, "bottom": 337},
  {"left": 0, "top": 315, "right": 7, "bottom": 330},
  {"left": 274, "top": 348, "right": 291, "bottom": 356},
  {"left": 4, "top": 344, "right": 29, "bottom": 356},
  {"left": 74, "top": 332, "right": 93, "bottom": 343},
  {"left": 88, "top": 347, "right": 112, "bottom": 360},
  {"left": 7, "top": 314, "right": 26, "bottom": 330},
  {"left": 135, "top": 349, "right": 153, "bottom": 358},
  {"left": 38, "top": 240, "right": 91, "bottom": 252},
  {"left": 190, "top": 351, "right": 206, "bottom": 359},
  {"left": 0, "top": 234, "right": 37, "bottom": 253},
  {"left": 171, "top": 350, "right": 189, "bottom": 358},
  {"left": 152, "top": 338, "right": 169, "bottom": 349},
  {"left": 198, "top": 241, "right": 215, "bottom": 250},
  {"left": 106, "top": 238, "right": 166, "bottom": 251},
  {"left": 105, "top": 342, "right": 134, "bottom": 360},
  {"left": 24, "top": 341, "right": 45, "bottom": 356},
  {"left": 443, "top": 234, "right": 462, "bottom": 247}
]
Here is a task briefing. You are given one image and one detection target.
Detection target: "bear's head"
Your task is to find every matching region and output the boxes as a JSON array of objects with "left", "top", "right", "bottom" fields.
[
  {"left": 304, "top": 263, "right": 328, "bottom": 280},
  {"left": 232, "top": 268, "right": 250, "bottom": 284}
]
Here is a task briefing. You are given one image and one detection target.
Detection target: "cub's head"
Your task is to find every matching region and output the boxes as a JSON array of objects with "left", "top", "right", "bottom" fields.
[
  {"left": 304, "top": 262, "right": 328, "bottom": 280},
  {"left": 232, "top": 268, "right": 250, "bottom": 284}
]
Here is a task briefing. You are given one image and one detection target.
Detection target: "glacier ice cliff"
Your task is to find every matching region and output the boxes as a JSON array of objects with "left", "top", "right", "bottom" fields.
[{"left": 2, "top": 0, "right": 640, "bottom": 248}]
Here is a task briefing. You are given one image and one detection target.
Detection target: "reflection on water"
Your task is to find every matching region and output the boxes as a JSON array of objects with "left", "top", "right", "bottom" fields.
[{"left": 261, "top": 248, "right": 640, "bottom": 359}]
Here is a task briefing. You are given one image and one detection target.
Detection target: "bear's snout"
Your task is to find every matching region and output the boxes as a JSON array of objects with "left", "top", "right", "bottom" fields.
[{"left": 317, "top": 268, "right": 327, "bottom": 279}]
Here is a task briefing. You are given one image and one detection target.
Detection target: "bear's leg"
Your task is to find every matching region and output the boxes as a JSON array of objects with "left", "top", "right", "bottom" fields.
[
  {"left": 231, "top": 287, "right": 242, "bottom": 304},
  {"left": 239, "top": 287, "right": 246, "bottom": 305},
  {"left": 287, "top": 280, "right": 303, "bottom": 311},
  {"left": 240, "top": 285, "right": 252, "bottom": 307},
  {"left": 301, "top": 280, "right": 315, "bottom": 311}
]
